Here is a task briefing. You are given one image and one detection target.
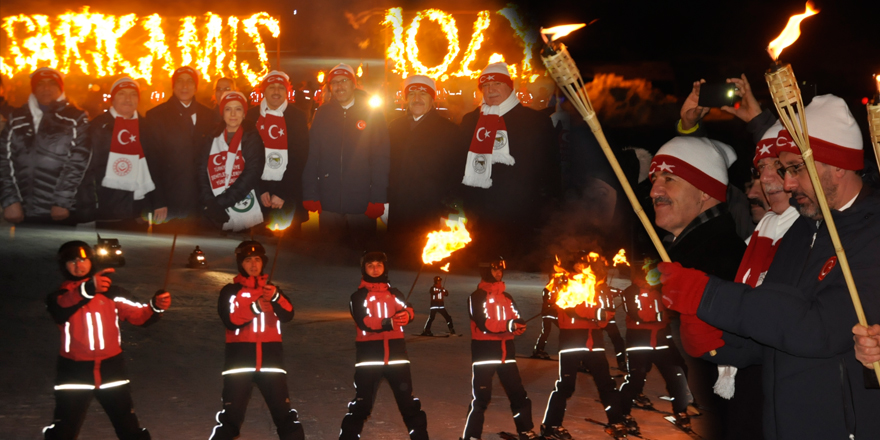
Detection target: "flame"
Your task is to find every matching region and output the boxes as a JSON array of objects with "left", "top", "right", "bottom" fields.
[
  {"left": 875, "top": 73, "right": 880, "bottom": 94},
  {"left": 540, "top": 23, "right": 586, "bottom": 42},
  {"left": 612, "top": 249, "right": 629, "bottom": 267},
  {"left": 498, "top": 5, "right": 537, "bottom": 80},
  {"left": 317, "top": 70, "right": 325, "bottom": 83},
  {"left": 488, "top": 53, "right": 505, "bottom": 64},
  {"left": 406, "top": 9, "right": 460, "bottom": 78},
  {"left": 0, "top": 9, "right": 280, "bottom": 88},
  {"left": 421, "top": 218, "right": 472, "bottom": 264},
  {"left": 265, "top": 209, "right": 293, "bottom": 231},
  {"left": 441, "top": 263, "right": 450, "bottom": 272},
  {"left": 356, "top": 63, "right": 363, "bottom": 77},
  {"left": 383, "top": 8, "right": 408, "bottom": 78},
  {"left": 451, "top": 10, "right": 491, "bottom": 78},
  {"left": 767, "top": 2, "right": 819, "bottom": 61},
  {"left": 548, "top": 256, "right": 598, "bottom": 308}
]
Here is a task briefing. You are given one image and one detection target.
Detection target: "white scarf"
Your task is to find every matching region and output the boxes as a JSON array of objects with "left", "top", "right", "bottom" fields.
[
  {"left": 101, "top": 108, "right": 155, "bottom": 200},
  {"left": 27, "top": 93, "right": 67, "bottom": 134},
  {"left": 206, "top": 132, "right": 264, "bottom": 231},
  {"left": 258, "top": 99, "right": 289, "bottom": 181},
  {"left": 461, "top": 92, "right": 520, "bottom": 188}
]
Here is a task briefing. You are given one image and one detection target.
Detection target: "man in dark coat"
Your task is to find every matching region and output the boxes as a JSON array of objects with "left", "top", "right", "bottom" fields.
[
  {"left": 301, "top": 64, "right": 390, "bottom": 247},
  {"left": 245, "top": 71, "right": 310, "bottom": 230},
  {"left": 143, "top": 66, "right": 220, "bottom": 233},
  {"left": 0, "top": 67, "right": 91, "bottom": 225},
  {"left": 648, "top": 136, "right": 745, "bottom": 437},
  {"left": 458, "top": 62, "right": 559, "bottom": 266},
  {"left": 87, "top": 78, "right": 163, "bottom": 230},
  {"left": 387, "top": 75, "right": 460, "bottom": 260},
  {"left": 659, "top": 95, "right": 880, "bottom": 440}
]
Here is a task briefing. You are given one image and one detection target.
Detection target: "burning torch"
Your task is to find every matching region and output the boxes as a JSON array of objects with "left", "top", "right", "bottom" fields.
[
  {"left": 868, "top": 74, "right": 880, "bottom": 174},
  {"left": 405, "top": 218, "right": 472, "bottom": 300},
  {"left": 539, "top": 24, "right": 670, "bottom": 262},
  {"left": 762, "top": 2, "right": 880, "bottom": 379}
]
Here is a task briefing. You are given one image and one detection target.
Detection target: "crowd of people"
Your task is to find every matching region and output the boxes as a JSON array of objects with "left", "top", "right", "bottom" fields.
[{"left": 4, "top": 58, "right": 880, "bottom": 440}]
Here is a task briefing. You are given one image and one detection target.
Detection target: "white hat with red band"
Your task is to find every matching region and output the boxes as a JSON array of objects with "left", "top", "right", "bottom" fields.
[
  {"left": 651, "top": 136, "right": 736, "bottom": 202},
  {"left": 478, "top": 62, "right": 513, "bottom": 89},
  {"left": 110, "top": 77, "right": 140, "bottom": 101},
  {"left": 327, "top": 64, "right": 356, "bottom": 84},
  {"left": 261, "top": 70, "right": 291, "bottom": 90},
  {"left": 775, "top": 94, "right": 863, "bottom": 170},
  {"left": 403, "top": 75, "right": 436, "bottom": 98},
  {"left": 753, "top": 120, "right": 784, "bottom": 167},
  {"left": 30, "top": 67, "right": 64, "bottom": 92}
]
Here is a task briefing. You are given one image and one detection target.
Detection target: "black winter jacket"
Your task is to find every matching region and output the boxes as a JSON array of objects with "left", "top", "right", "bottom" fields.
[
  {"left": 143, "top": 96, "right": 220, "bottom": 219},
  {"left": 244, "top": 104, "right": 310, "bottom": 207},
  {"left": 666, "top": 209, "right": 746, "bottom": 281},
  {"left": 0, "top": 97, "right": 91, "bottom": 219},
  {"left": 387, "top": 109, "right": 460, "bottom": 232},
  {"left": 86, "top": 111, "right": 163, "bottom": 221},
  {"left": 302, "top": 90, "right": 390, "bottom": 214},
  {"left": 197, "top": 121, "right": 266, "bottom": 210},
  {"left": 458, "top": 103, "right": 559, "bottom": 228},
  {"left": 698, "top": 189, "right": 880, "bottom": 440}
]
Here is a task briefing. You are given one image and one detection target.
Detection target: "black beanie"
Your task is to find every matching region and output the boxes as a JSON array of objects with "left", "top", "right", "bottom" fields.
[
  {"left": 361, "top": 251, "right": 389, "bottom": 284},
  {"left": 235, "top": 241, "right": 267, "bottom": 277},
  {"left": 57, "top": 241, "right": 96, "bottom": 281}
]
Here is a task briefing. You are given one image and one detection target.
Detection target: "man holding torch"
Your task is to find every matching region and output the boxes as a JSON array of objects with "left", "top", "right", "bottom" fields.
[
  {"left": 659, "top": 95, "right": 880, "bottom": 439},
  {"left": 245, "top": 71, "right": 310, "bottom": 230}
]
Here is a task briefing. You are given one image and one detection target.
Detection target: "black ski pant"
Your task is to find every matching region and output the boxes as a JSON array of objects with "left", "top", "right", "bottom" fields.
[
  {"left": 603, "top": 321, "right": 627, "bottom": 369},
  {"left": 462, "top": 361, "right": 533, "bottom": 439},
  {"left": 534, "top": 317, "right": 558, "bottom": 352},
  {"left": 424, "top": 308, "right": 454, "bottom": 333},
  {"left": 209, "top": 371, "right": 304, "bottom": 440},
  {"left": 43, "top": 384, "right": 150, "bottom": 440},
  {"left": 543, "top": 349, "right": 624, "bottom": 427},
  {"left": 619, "top": 347, "right": 690, "bottom": 415},
  {"left": 339, "top": 363, "right": 428, "bottom": 440}
]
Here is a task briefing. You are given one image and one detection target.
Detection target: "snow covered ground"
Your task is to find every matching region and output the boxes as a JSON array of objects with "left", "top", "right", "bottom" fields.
[{"left": 0, "top": 225, "right": 710, "bottom": 439}]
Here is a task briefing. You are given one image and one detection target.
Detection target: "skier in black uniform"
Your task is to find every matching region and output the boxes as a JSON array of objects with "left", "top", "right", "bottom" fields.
[
  {"left": 531, "top": 285, "right": 557, "bottom": 359},
  {"left": 421, "top": 276, "right": 455, "bottom": 336},
  {"left": 208, "top": 241, "right": 304, "bottom": 440}
]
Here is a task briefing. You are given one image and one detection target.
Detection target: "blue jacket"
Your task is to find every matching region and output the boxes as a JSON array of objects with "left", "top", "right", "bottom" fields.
[
  {"left": 699, "top": 188, "right": 880, "bottom": 440},
  {"left": 302, "top": 91, "right": 389, "bottom": 215}
]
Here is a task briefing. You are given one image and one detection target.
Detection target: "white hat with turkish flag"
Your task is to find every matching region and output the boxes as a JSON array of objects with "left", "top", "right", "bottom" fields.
[
  {"left": 753, "top": 120, "right": 784, "bottom": 167},
  {"left": 775, "top": 94, "right": 863, "bottom": 170},
  {"left": 110, "top": 77, "right": 140, "bottom": 101},
  {"left": 403, "top": 75, "right": 436, "bottom": 98},
  {"left": 651, "top": 136, "right": 737, "bottom": 202},
  {"left": 327, "top": 64, "right": 356, "bottom": 84},
  {"left": 478, "top": 62, "right": 513, "bottom": 89}
]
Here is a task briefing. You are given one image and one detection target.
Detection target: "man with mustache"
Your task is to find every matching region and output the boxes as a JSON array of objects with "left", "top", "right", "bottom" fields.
[
  {"left": 648, "top": 136, "right": 745, "bottom": 437},
  {"left": 659, "top": 95, "right": 880, "bottom": 439}
]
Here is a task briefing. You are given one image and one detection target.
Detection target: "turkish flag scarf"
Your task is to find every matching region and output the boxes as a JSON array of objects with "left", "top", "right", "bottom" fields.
[
  {"left": 462, "top": 92, "right": 519, "bottom": 188},
  {"left": 257, "top": 99, "right": 289, "bottom": 181},
  {"left": 207, "top": 127, "right": 264, "bottom": 231},
  {"left": 102, "top": 108, "right": 155, "bottom": 200}
]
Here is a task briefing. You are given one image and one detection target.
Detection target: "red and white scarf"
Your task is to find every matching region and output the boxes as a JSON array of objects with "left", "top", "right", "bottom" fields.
[
  {"left": 206, "top": 128, "right": 263, "bottom": 231},
  {"left": 257, "top": 99, "right": 289, "bottom": 181},
  {"left": 462, "top": 92, "right": 519, "bottom": 188},
  {"left": 716, "top": 205, "right": 798, "bottom": 400},
  {"left": 102, "top": 108, "right": 155, "bottom": 200}
]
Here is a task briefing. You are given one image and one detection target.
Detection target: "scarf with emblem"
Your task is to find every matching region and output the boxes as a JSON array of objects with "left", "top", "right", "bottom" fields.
[
  {"left": 102, "top": 108, "right": 155, "bottom": 200},
  {"left": 462, "top": 92, "right": 520, "bottom": 188},
  {"left": 206, "top": 127, "right": 264, "bottom": 231},
  {"left": 257, "top": 99, "right": 289, "bottom": 181}
]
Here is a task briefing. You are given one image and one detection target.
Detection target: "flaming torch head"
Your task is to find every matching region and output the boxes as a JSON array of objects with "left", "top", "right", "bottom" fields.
[
  {"left": 612, "top": 249, "right": 630, "bottom": 267},
  {"left": 539, "top": 24, "right": 598, "bottom": 125},
  {"left": 766, "top": 2, "right": 819, "bottom": 62},
  {"left": 868, "top": 74, "right": 880, "bottom": 161},
  {"left": 550, "top": 260, "right": 598, "bottom": 309},
  {"left": 421, "top": 218, "right": 472, "bottom": 265}
]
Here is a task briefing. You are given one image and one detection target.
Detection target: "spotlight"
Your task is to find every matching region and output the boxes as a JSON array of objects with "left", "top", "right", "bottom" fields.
[
  {"left": 188, "top": 246, "right": 208, "bottom": 268},
  {"left": 94, "top": 234, "right": 125, "bottom": 266}
]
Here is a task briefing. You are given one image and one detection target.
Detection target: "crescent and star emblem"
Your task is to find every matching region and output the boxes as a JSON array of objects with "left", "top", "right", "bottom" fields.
[
  {"left": 476, "top": 127, "right": 490, "bottom": 142},
  {"left": 268, "top": 125, "right": 282, "bottom": 140},
  {"left": 117, "top": 129, "right": 135, "bottom": 145},
  {"left": 212, "top": 154, "right": 224, "bottom": 166}
]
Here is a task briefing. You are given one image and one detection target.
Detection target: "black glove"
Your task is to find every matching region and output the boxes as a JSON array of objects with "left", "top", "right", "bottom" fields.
[{"left": 203, "top": 199, "right": 230, "bottom": 226}]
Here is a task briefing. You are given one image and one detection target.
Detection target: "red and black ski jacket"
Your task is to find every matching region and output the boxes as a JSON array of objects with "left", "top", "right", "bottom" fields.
[
  {"left": 46, "top": 278, "right": 162, "bottom": 389},
  {"left": 468, "top": 281, "right": 524, "bottom": 363},
  {"left": 217, "top": 274, "right": 294, "bottom": 374},
  {"left": 429, "top": 285, "right": 448, "bottom": 309},
  {"left": 349, "top": 280, "right": 413, "bottom": 366},
  {"left": 556, "top": 293, "right": 612, "bottom": 352},
  {"left": 622, "top": 284, "right": 670, "bottom": 350}
]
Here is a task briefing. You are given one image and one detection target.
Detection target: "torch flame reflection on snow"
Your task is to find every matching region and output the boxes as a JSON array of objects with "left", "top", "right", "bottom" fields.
[
  {"left": 766, "top": 2, "right": 819, "bottom": 61},
  {"left": 421, "top": 218, "right": 471, "bottom": 265}
]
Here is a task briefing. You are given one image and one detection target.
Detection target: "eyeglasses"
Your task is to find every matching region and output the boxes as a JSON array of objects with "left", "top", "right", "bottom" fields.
[
  {"left": 215, "top": 87, "right": 232, "bottom": 92},
  {"left": 751, "top": 160, "right": 782, "bottom": 179},
  {"left": 777, "top": 162, "right": 807, "bottom": 179}
]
